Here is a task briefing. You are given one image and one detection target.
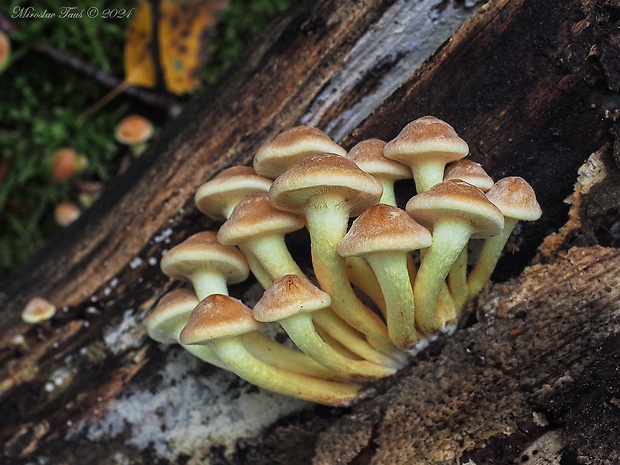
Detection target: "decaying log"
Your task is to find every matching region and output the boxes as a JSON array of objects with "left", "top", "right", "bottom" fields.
[{"left": 1, "top": 0, "right": 619, "bottom": 463}]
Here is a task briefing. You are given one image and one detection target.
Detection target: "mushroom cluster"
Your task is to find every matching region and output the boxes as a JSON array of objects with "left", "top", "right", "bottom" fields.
[{"left": 146, "top": 116, "right": 541, "bottom": 406}]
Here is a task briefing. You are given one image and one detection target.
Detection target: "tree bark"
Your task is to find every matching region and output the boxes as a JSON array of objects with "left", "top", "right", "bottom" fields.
[{"left": 1, "top": 0, "right": 619, "bottom": 463}]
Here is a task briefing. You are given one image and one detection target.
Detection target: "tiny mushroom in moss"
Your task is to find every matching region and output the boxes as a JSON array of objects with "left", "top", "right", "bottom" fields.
[
  {"left": 194, "top": 166, "right": 272, "bottom": 221},
  {"left": 269, "top": 154, "right": 401, "bottom": 358},
  {"left": 0, "top": 30, "right": 11, "bottom": 70},
  {"left": 253, "top": 126, "right": 346, "bottom": 180},
  {"left": 50, "top": 147, "right": 88, "bottom": 182},
  {"left": 406, "top": 179, "right": 504, "bottom": 334},
  {"left": 54, "top": 201, "right": 81, "bottom": 227},
  {"left": 339, "top": 204, "right": 432, "bottom": 351},
  {"left": 22, "top": 297, "right": 56, "bottom": 325},
  {"left": 115, "top": 115, "right": 154, "bottom": 156},
  {"left": 384, "top": 116, "right": 469, "bottom": 194},
  {"left": 467, "top": 176, "right": 542, "bottom": 298},
  {"left": 254, "top": 274, "right": 397, "bottom": 380},
  {"left": 160, "top": 231, "right": 249, "bottom": 299},
  {"left": 180, "top": 294, "right": 362, "bottom": 406}
]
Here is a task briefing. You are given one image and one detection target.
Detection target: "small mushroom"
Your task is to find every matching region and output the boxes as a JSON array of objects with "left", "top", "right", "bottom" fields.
[
  {"left": 180, "top": 294, "right": 362, "bottom": 406},
  {"left": 443, "top": 159, "right": 495, "bottom": 310},
  {"left": 54, "top": 201, "right": 81, "bottom": 227},
  {"left": 254, "top": 275, "right": 396, "bottom": 380},
  {"left": 0, "top": 30, "right": 11, "bottom": 70},
  {"left": 114, "top": 115, "right": 154, "bottom": 156},
  {"left": 467, "top": 176, "right": 542, "bottom": 298},
  {"left": 160, "top": 231, "right": 249, "bottom": 299},
  {"left": 146, "top": 289, "right": 228, "bottom": 369},
  {"left": 194, "top": 166, "right": 272, "bottom": 221},
  {"left": 50, "top": 147, "right": 88, "bottom": 182},
  {"left": 383, "top": 116, "right": 469, "bottom": 194},
  {"left": 253, "top": 126, "right": 346, "bottom": 179},
  {"left": 346, "top": 138, "right": 411, "bottom": 207},
  {"left": 22, "top": 297, "right": 56, "bottom": 325},
  {"left": 269, "top": 154, "right": 400, "bottom": 357},
  {"left": 338, "top": 204, "right": 432, "bottom": 350},
  {"left": 406, "top": 179, "right": 504, "bottom": 334}
]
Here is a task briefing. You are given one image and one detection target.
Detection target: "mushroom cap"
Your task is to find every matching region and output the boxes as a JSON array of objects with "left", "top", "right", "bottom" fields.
[
  {"left": 254, "top": 126, "right": 346, "bottom": 179},
  {"left": 346, "top": 138, "right": 410, "bottom": 181},
  {"left": 485, "top": 176, "right": 542, "bottom": 221},
  {"left": 0, "top": 30, "right": 11, "bottom": 68},
  {"left": 21, "top": 297, "right": 56, "bottom": 324},
  {"left": 269, "top": 153, "right": 383, "bottom": 217},
  {"left": 179, "top": 294, "right": 263, "bottom": 344},
  {"left": 253, "top": 274, "right": 331, "bottom": 322},
  {"left": 115, "top": 115, "right": 154, "bottom": 145},
  {"left": 444, "top": 159, "right": 494, "bottom": 192},
  {"left": 218, "top": 192, "right": 305, "bottom": 245},
  {"left": 54, "top": 201, "right": 81, "bottom": 227},
  {"left": 194, "top": 166, "right": 272, "bottom": 221},
  {"left": 338, "top": 204, "right": 432, "bottom": 256},
  {"left": 50, "top": 147, "right": 87, "bottom": 182},
  {"left": 383, "top": 116, "right": 469, "bottom": 167},
  {"left": 160, "top": 231, "right": 249, "bottom": 284},
  {"left": 406, "top": 179, "right": 504, "bottom": 239},
  {"left": 146, "top": 289, "right": 198, "bottom": 344}
]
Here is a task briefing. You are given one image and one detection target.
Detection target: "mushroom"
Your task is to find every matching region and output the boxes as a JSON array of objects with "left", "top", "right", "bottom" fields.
[
  {"left": 269, "top": 153, "right": 400, "bottom": 356},
  {"left": 218, "top": 193, "right": 402, "bottom": 368},
  {"left": 254, "top": 275, "right": 396, "bottom": 379},
  {"left": 180, "top": 294, "right": 362, "bottom": 406},
  {"left": 50, "top": 147, "right": 88, "bottom": 182},
  {"left": 338, "top": 204, "right": 432, "bottom": 350},
  {"left": 346, "top": 138, "right": 411, "bottom": 207},
  {"left": 147, "top": 288, "right": 338, "bottom": 379},
  {"left": 0, "top": 30, "right": 11, "bottom": 70},
  {"left": 253, "top": 126, "right": 346, "bottom": 180},
  {"left": 194, "top": 166, "right": 272, "bottom": 221},
  {"left": 114, "top": 115, "right": 154, "bottom": 156},
  {"left": 467, "top": 176, "right": 542, "bottom": 298},
  {"left": 22, "top": 297, "right": 56, "bottom": 325},
  {"left": 406, "top": 179, "right": 504, "bottom": 334},
  {"left": 54, "top": 201, "right": 81, "bottom": 227},
  {"left": 160, "top": 231, "right": 249, "bottom": 299},
  {"left": 383, "top": 116, "right": 469, "bottom": 194},
  {"left": 146, "top": 289, "right": 228, "bottom": 370},
  {"left": 443, "top": 159, "right": 495, "bottom": 310}
]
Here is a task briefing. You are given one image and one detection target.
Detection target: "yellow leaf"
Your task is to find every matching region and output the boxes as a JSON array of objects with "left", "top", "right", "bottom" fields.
[{"left": 124, "top": 0, "right": 229, "bottom": 95}]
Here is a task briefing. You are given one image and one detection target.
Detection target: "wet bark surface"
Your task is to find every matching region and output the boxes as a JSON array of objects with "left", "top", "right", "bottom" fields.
[{"left": 1, "top": 0, "right": 619, "bottom": 463}]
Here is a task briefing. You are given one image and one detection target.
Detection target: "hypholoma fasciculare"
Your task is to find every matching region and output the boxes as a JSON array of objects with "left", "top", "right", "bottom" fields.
[{"left": 146, "top": 116, "right": 541, "bottom": 406}]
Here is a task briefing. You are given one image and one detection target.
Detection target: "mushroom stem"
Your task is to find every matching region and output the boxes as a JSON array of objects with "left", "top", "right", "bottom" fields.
[
  {"left": 448, "top": 247, "right": 468, "bottom": 312},
  {"left": 277, "top": 313, "right": 396, "bottom": 380},
  {"left": 208, "top": 337, "right": 362, "bottom": 407},
  {"left": 192, "top": 269, "right": 231, "bottom": 299},
  {"left": 467, "top": 217, "right": 517, "bottom": 298},
  {"left": 414, "top": 221, "right": 471, "bottom": 334},
  {"left": 344, "top": 257, "right": 387, "bottom": 316},
  {"left": 304, "top": 194, "right": 396, "bottom": 355}
]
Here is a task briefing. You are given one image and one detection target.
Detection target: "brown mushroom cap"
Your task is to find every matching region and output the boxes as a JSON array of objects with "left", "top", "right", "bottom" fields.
[
  {"left": 0, "top": 31, "right": 11, "bottom": 69},
  {"left": 254, "top": 126, "right": 346, "bottom": 179},
  {"left": 218, "top": 192, "right": 305, "bottom": 245},
  {"left": 194, "top": 166, "right": 272, "bottom": 221},
  {"left": 50, "top": 147, "right": 87, "bottom": 182},
  {"left": 485, "top": 176, "right": 542, "bottom": 221},
  {"left": 54, "top": 201, "right": 81, "bottom": 227},
  {"left": 346, "top": 139, "right": 410, "bottom": 181},
  {"left": 406, "top": 179, "right": 504, "bottom": 239},
  {"left": 180, "top": 294, "right": 263, "bottom": 344},
  {"left": 384, "top": 116, "right": 469, "bottom": 166},
  {"left": 269, "top": 153, "right": 383, "bottom": 216},
  {"left": 338, "top": 204, "right": 432, "bottom": 256},
  {"left": 444, "top": 159, "right": 494, "bottom": 192},
  {"left": 114, "top": 115, "right": 154, "bottom": 146},
  {"left": 21, "top": 297, "right": 56, "bottom": 324},
  {"left": 160, "top": 231, "right": 249, "bottom": 284},
  {"left": 253, "top": 274, "right": 331, "bottom": 322},
  {"left": 146, "top": 289, "right": 199, "bottom": 344}
]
